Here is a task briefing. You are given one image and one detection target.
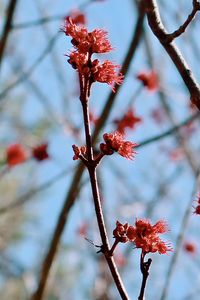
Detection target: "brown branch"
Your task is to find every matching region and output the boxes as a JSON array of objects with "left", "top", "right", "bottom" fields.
[
  {"left": 30, "top": 5, "right": 145, "bottom": 300},
  {"left": 143, "top": 0, "right": 200, "bottom": 111},
  {"left": 166, "top": 1, "right": 200, "bottom": 41},
  {"left": 0, "top": 0, "right": 18, "bottom": 70},
  {"left": 80, "top": 78, "right": 129, "bottom": 298},
  {"left": 138, "top": 252, "right": 152, "bottom": 300}
]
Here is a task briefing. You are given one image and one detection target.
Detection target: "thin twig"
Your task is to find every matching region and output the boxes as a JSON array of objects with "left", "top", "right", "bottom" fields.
[
  {"left": 138, "top": 252, "right": 152, "bottom": 300},
  {"left": 166, "top": 0, "right": 200, "bottom": 42},
  {"left": 0, "top": 0, "right": 18, "bottom": 70}
]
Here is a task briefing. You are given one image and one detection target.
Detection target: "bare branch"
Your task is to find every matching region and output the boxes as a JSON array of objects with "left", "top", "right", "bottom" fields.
[
  {"left": 167, "top": 0, "right": 200, "bottom": 42},
  {"left": 0, "top": 0, "right": 18, "bottom": 70},
  {"left": 143, "top": 0, "right": 200, "bottom": 111}
]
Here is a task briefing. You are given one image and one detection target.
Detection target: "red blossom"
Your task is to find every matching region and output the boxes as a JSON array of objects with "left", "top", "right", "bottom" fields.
[
  {"left": 101, "top": 131, "right": 137, "bottom": 160},
  {"left": 114, "top": 109, "right": 142, "bottom": 134},
  {"left": 32, "top": 143, "right": 49, "bottom": 161},
  {"left": 126, "top": 218, "right": 172, "bottom": 255},
  {"left": 67, "top": 51, "right": 89, "bottom": 74},
  {"left": 183, "top": 241, "right": 197, "bottom": 254},
  {"left": 72, "top": 144, "right": 87, "bottom": 160},
  {"left": 136, "top": 70, "right": 159, "bottom": 91},
  {"left": 6, "top": 144, "right": 28, "bottom": 167},
  {"left": 63, "top": 18, "right": 112, "bottom": 54},
  {"left": 89, "top": 29, "right": 113, "bottom": 53},
  {"left": 92, "top": 60, "right": 123, "bottom": 91},
  {"left": 113, "top": 221, "right": 129, "bottom": 243}
]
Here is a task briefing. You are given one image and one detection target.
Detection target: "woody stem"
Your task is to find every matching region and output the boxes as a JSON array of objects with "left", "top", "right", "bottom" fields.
[
  {"left": 80, "top": 77, "right": 130, "bottom": 300},
  {"left": 138, "top": 252, "right": 152, "bottom": 300}
]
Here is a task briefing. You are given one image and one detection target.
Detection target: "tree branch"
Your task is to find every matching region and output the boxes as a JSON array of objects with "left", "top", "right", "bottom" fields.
[
  {"left": 0, "top": 0, "right": 18, "bottom": 71},
  {"left": 143, "top": 0, "right": 200, "bottom": 111}
]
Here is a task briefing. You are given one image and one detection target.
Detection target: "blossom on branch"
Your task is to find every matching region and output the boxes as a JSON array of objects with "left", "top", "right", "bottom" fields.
[
  {"left": 72, "top": 144, "right": 87, "bottom": 160},
  {"left": 126, "top": 218, "right": 172, "bottom": 254},
  {"left": 113, "top": 221, "right": 129, "bottom": 243},
  {"left": 67, "top": 51, "right": 89, "bottom": 74},
  {"left": 100, "top": 131, "right": 137, "bottom": 160},
  {"left": 63, "top": 18, "right": 112, "bottom": 54},
  {"left": 63, "top": 19, "right": 123, "bottom": 93},
  {"left": 92, "top": 60, "right": 123, "bottom": 91}
]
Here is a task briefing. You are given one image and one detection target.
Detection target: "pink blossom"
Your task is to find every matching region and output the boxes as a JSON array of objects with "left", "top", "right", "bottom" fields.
[{"left": 101, "top": 131, "right": 137, "bottom": 160}]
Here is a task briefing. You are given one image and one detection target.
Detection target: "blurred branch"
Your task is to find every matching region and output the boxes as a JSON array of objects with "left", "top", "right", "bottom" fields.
[
  {"left": 143, "top": 0, "right": 200, "bottom": 111},
  {"left": 137, "top": 111, "right": 200, "bottom": 148},
  {"left": 12, "top": 14, "right": 66, "bottom": 30},
  {"left": 30, "top": 4, "right": 145, "bottom": 300},
  {"left": 0, "top": 168, "right": 73, "bottom": 215},
  {"left": 160, "top": 172, "right": 200, "bottom": 300},
  {"left": 0, "top": 0, "right": 18, "bottom": 71},
  {"left": 0, "top": 32, "right": 60, "bottom": 103},
  {"left": 11, "top": 0, "right": 92, "bottom": 30}
]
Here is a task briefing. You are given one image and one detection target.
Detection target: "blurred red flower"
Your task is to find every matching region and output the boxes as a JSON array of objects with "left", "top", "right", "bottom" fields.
[
  {"left": 6, "top": 144, "right": 28, "bottom": 167},
  {"left": 136, "top": 70, "right": 159, "bottom": 91},
  {"left": 32, "top": 143, "right": 49, "bottom": 161}
]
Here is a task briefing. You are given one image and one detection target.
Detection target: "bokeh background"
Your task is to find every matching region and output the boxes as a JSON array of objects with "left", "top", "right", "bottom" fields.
[{"left": 1, "top": 0, "right": 200, "bottom": 299}]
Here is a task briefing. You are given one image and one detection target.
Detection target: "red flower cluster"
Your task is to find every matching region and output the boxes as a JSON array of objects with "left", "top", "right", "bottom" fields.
[
  {"left": 113, "top": 219, "right": 172, "bottom": 255},
  {"left": 136, "top": 70, "right": 159, "bottom": 91},
  {"left": 113, "top": 221, "right": 129, "bottom": 243},
  {"left": 63, "top": 18, "right": 123, "bottom": 90},
  {"left": 92, "top": 60, "right": 123, "bottom": 92},
  {"left": 194, "top": 194, "right": 200, "bottom": 215},
  {"left": 114, "top": 109, "right": 142, "bottom": 134},
  {"left": 72, "top": 144, "right": 87, "bottom": 160},
  {"left": 6, "top": 144, "right": 28, "bottom": 167},
  {"left": 100, "top": 131, "right": 137, "bottom": 160},
  {"left": 32, "top": 143, "right": 49, "bottom": 161}
]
